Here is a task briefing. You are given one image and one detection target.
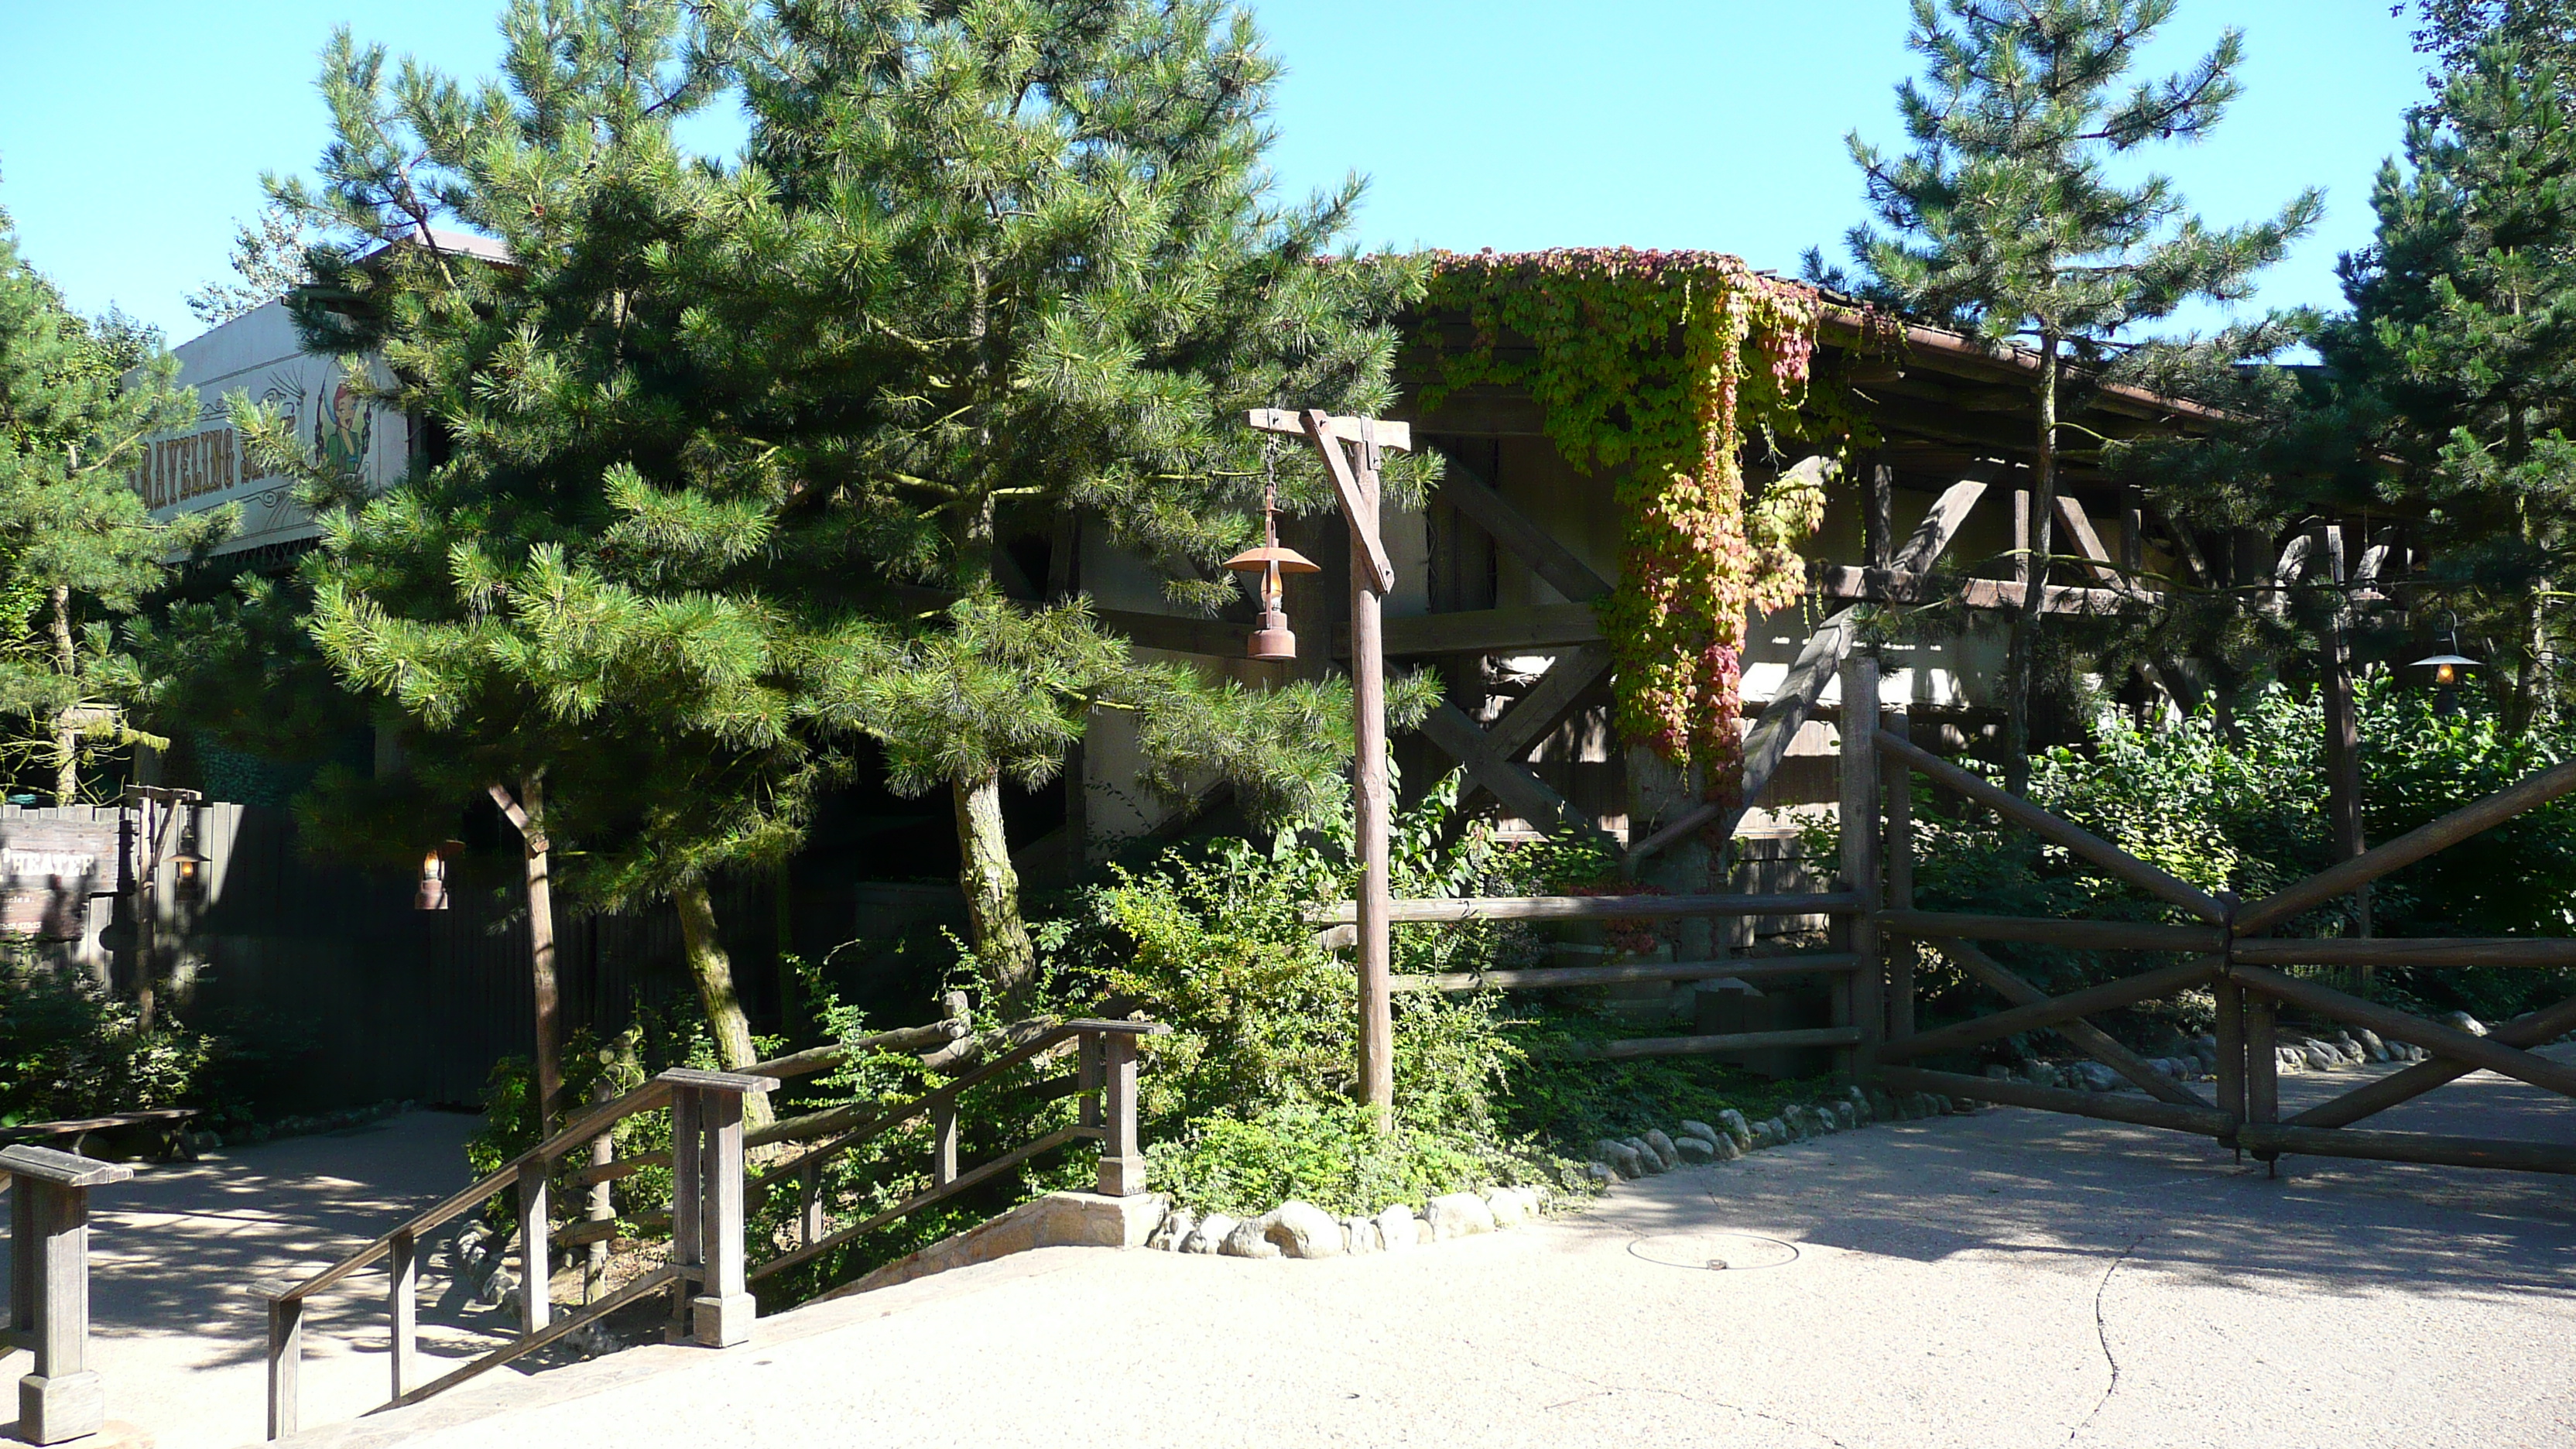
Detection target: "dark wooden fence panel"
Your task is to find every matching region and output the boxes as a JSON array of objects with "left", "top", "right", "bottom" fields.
[{"left": 6, "top": 801, "right": 776, "bottom": 1111}]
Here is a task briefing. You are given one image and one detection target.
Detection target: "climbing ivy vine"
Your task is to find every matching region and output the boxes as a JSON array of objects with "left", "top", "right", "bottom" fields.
[{"left": 1418, "top": 248, "right": 1849, "bottom": 800}]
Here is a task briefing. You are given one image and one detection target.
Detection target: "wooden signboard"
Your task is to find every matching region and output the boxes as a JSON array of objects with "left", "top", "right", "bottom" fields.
[{"left": 0, "top": 817, "right": 117, "bottom": 939}]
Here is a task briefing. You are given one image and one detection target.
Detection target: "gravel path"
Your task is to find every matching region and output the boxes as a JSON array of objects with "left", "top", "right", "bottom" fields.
[{"left": 267, "top": 1057, "right": 2576, "bottom": 1449}]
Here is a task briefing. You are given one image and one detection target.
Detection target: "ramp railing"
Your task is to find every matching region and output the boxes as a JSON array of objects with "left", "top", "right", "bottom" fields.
[{"left": 257, "top": 1067, "right": 769, "bottom": 1440}]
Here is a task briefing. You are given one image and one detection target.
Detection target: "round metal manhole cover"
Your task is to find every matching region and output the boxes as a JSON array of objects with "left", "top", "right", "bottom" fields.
[{"left": 1628, "top": 1232, "right": 1801, "bottom": 1271}]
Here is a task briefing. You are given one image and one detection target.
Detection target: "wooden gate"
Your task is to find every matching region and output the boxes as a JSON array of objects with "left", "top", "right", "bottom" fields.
[{"left": 1865, "top": 697, "right": 2576, "bottom": 1175}]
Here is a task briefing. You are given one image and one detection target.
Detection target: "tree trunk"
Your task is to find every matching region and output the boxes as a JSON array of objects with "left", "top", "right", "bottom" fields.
[
  {"left": 954, "top": 766, "right": 1038, "bottom": 1016},
  {"left": 2004, "top": 331, "right": 2060, "bottom": 797},
  {"left": 674, "top": 878, "right": 771, "bottom": 1132},
  {"left": 518, "top": 776, "right": 563, "bottom": 1136},
  {"left": 49, "top": 584, "right": 77, "bottom": 805}
]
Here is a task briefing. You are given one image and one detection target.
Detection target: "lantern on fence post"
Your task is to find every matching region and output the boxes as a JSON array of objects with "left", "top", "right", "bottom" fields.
[{"left": 1222, "top": 474, "right": 1319, "bottom": 661}]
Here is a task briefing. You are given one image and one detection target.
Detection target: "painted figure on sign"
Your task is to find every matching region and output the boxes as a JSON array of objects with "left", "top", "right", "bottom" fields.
[{"left": 315, "top": 377, "right": 372, "bottom": 477}]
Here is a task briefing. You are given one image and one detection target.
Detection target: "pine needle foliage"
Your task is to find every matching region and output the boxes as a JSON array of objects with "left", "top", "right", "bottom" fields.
[
  {"left": 0, "top": 197, "right": 225, "bottom": 801},
  {"left": 2324, "top": 35, "right": 2576, "bottom": 729},
  {"left": 1817, "top": 0, "right": 2319, "bottom": 789},
  {"left": 197, "top": 0, "right": 1426, "bottom": 1048}
]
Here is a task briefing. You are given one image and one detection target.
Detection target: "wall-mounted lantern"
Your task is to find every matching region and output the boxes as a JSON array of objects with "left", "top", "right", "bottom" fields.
[
  {"left": 415, "top": 842, "right": 462, "bottom": 912},
  {"left": 1223, "top": 478, "right": 1318, "bottom": 661}
]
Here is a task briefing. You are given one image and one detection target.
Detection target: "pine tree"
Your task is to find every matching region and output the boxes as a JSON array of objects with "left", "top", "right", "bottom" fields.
[
  {"left": 0, "top": 197, "right": 221, "bottom": 801},
  {"left": 1820, "top": 0, "right": 2319, "bottom": 791},
  {"left": 228, "top": 0, "right": 1408, "bottom": 1083},
  {"left": 2407, "top": 1, "right": 2576, "bottom": 79},
  {"left": 693, "top": 0, "right": 1427, "bottom": 1014},
  {"left": 229, "top": 1, "right": 815, "bottom": 1103},
  {"left": 2328, "top": 36, "right": 2576, "bottom": 728}
]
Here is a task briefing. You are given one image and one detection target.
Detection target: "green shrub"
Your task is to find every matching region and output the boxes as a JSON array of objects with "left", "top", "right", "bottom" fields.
[
  {"left": 0, "top": 953, "right": 208, "bottom": 1127},
  {"left": 1843, "top": 677, "right": 2576, "bottom": 1052}
]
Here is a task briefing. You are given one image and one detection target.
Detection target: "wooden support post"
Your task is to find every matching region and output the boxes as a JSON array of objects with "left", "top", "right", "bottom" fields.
[
  {"left": 1097, "top": 1031, "right": 1146, "bottom": 1197},
  {"left": 265, "top": 1293, "right": 301, "bottom": 1442},
  {"left": 516, "top": 1159, "right": 550, "bottom": 1335},
  {"left": 931, "top": 1101, "right": 958, "bottom": 1188},
  {"left": 1348, "top": 428, "right": 1392, "bottom": 1117},
  {"left": 585, "top": 1072, "right": 614, "bottom": 1302},
  {"left": 1838, "top": 654, "right": 1882, "bottom": 1081},
  {"left": 798, "top": 1163, "right": 824, "bottom": 1248},
  {"left": 387, "top": 1228, "right": 418, "bottom": 1401},
  {"left": 5, "top": 1146, "right": 131, "bottom": 1445},
  {"left": 691, "top": 1084, "right": 753, "bottom": 1348},
  {"left": 2119, "top": 486, "right": 2144, "bottom": 576},
  {"left": 10, "top": 1171, "right": 30, "bottom": 1339},
  {"left": 1077, "top": 1032, "right": 1103, "bottom": 1131},
  {"left": 1867, "top": 456, "right": 1895, "bottom": 570},
  {"left": 2215, "top": 978, "right": 2246, "bottom": 1142},
  {"left": 1883, "top": 707, "right": 1915, "bottom": 1041},
  {"left": 2246, "top": 995, "right": 2280, "bottom": 1164},
  {"left": 667, "top": 1082, "right": 702, "bottom": 1340},
  {"left": 2012, "top": 484, "right": 2033, "bottom": 587}
]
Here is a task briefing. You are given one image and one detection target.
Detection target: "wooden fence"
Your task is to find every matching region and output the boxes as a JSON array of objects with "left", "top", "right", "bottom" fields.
[
  {"left": 3, "top": 801, "right": 776, "bottom": 1109},
  {"left": 1321, "top": 648, "right": 2576, "bottom": 1177}
]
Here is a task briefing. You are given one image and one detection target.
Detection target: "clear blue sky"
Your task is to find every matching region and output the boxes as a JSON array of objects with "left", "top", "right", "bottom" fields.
[{"left": 0, "top": 1, "right": 2428, "bottom": 346}]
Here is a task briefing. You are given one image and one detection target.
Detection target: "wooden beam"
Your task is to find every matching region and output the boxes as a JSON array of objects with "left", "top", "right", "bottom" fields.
[
  {"left": 2230, "top": 964, "right": 2576, "bottom": 1101},
  {"left": 1623, "top": 606, "right": 1859, "bottom": 870},
  {"left": 1095, "top": 608, "right": 1251, "bottom": 657},
  {"left": 1482, "top": 644, "right": 1613, "bottom": 762},
  {"left": 1294, "top": 409, "right": 1395, "bottom": 594},
  {"left": 2235, "top": 1123, "right": 2576, "bottom": 1175},
  {"left": 1248, "top": 409, "right": 1413, "bottom": 452},
  {"left": 1889, "top": 469, "right": 1999, "bottom": 575},
  {"left": 2231, "top": 937, "right": 2576, "bottom": 969},
  {"left": 1934, "top": 939, "right": 2215, "bottom": 1109},
  {"left": 1873, "top": 957, "right": 2225, "bottom": 1063},
  {"left": 1394, "top": 954, "right": 1862, "bottom": 992},
  {"left": 1567, "top": 1026, "right": 1865, "bottom": 1062},
  {"left": 1879, "top": 909, "right": 2228, "bottom": 952},
  {"left": 1877, "top": 1066, "right": 2234, "bottom": 1136},
  {"left": 1307, "top": 889, "right": 1865, "bottom": 926},
  {"left": 1817, "top": 567, "right": 2157, "bottom": 615},
  {"left": 2234, "top": 755, "right": 2576, "bottom": 935},
  {"left": 1416, "top": 702, "right": 1590, "bottom": 834},
  {"left": 2052, "top": 495, "right": 2149, "bottom": 598},
  {"left": 1358, "top": 602, "right": 1604, "bottom": 656},
  {"left": 2288, "top": 987, "right": 2576, "bottom": 1129},
  {"left": 1433, "top": 461, "right": 1612, "bottom": 603},
  {"left": 1875, "top": 731, "right": 2227, "bottom": 922}
]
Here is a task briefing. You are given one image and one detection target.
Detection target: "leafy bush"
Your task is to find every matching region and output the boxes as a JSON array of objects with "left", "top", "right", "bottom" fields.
[
  {"left": 0, "top": 953, "right": 208, "bottom": 1127},
  {"left": 1851, "top": 676, "right": 2576, "bottom": 1052}
]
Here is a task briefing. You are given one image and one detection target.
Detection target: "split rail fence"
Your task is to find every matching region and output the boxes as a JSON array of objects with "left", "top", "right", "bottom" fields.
[{"left": 1319, "top": 649, "right": 2576, "bottom": 1177}]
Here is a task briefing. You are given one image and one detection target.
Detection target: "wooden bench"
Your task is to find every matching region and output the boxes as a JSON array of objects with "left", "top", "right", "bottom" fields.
[{"left": 0, "top": 1108, "right": 200, "bottom": 1163}]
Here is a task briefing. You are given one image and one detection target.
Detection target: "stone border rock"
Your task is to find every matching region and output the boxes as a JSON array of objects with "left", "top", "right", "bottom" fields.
[
  {"left": 1145, "top": 1186, "right": 1545, "bottom": 1260},
  {"left": 1581, "top": 1084, "right": 1980, "bottom": 1184}
]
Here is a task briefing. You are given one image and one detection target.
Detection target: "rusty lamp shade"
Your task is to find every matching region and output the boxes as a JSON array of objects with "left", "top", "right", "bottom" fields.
[
  {"left": 1224, "top": 543, "right": 1320, "bottom": 661},
  {"left": 414, "top": 848, "right": 451, "bottom": 912}
]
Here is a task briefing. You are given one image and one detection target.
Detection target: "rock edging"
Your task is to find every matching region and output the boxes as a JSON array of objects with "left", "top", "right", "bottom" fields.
[
  {"left": 1588, "top": 1084, "right": 1977, "bottom": 1184},
  {"left": 1146, "top": 1186, "right": 1543, "bottom": 1259}
]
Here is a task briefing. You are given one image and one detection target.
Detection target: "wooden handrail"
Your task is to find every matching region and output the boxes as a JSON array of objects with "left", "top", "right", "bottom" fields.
[
  {"left": 751, "top": 1019, "right": 1159, "bottom": 1193},
  {"left": 752, "top": 1125, "right": 1100, "bottom": 1283},
  {"left": 1305, "top": 891, "right": 1865, "bottom": 927},
  {"left": 271, "top": 1076, "right": 677, "bottom": 1307}
]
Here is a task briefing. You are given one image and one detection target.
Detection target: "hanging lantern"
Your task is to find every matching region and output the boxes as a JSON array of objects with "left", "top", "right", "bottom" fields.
[
  {"left": 415, "top": 848, "right": 451, "bottom": 912},
  {"left": 1222, "top": 474, "right": 1319, "bottom": 660},
  {"left": 2411, "top": 652, "right": 2478, "bottom": 687}
]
